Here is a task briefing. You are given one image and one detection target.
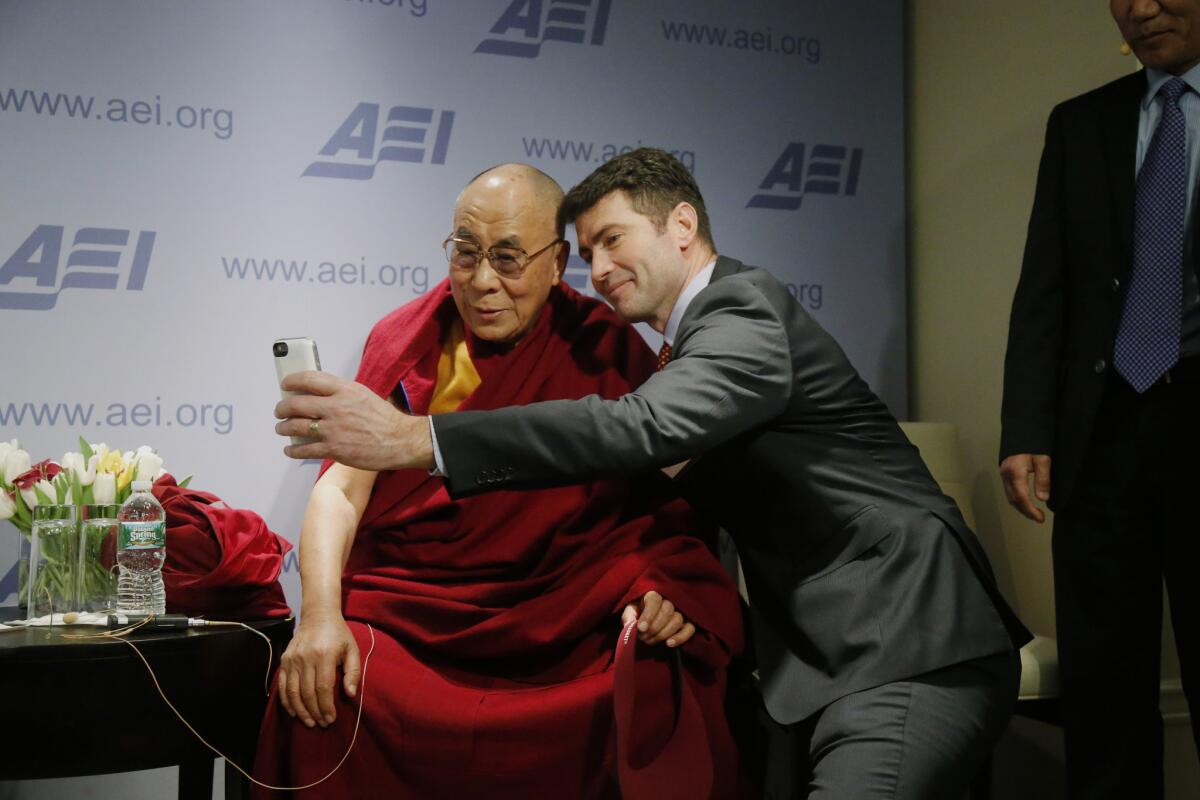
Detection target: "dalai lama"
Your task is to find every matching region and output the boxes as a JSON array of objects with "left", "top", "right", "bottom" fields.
[{"left": 252, "top": 164, "right": 744, "bottom": 799}]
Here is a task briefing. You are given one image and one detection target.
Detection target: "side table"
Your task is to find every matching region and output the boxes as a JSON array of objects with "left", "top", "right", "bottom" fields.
[{"left": 0, "top": 611, "right": 293, "bottom": 800}]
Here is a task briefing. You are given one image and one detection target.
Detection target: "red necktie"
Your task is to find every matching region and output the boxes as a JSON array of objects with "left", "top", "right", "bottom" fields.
[{"left": 656, "top": 342, "right": 673, "bottom": 371}]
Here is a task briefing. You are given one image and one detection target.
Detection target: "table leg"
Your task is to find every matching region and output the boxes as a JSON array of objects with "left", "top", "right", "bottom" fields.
[
  {"left": 225, "top": 752, "right": 252, "bottom": 800},
  {"left": 178, "top": 757, "right": 214, "bottom": 800}
]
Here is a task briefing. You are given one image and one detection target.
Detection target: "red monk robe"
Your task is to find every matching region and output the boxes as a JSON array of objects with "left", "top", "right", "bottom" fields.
[{"left": 252, "top": 281, "right": 744, "bottom": 799}]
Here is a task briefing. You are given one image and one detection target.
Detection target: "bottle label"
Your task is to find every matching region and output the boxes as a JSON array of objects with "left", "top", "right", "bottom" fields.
[{"left": 120, "top": 521, "right": 165, "bottom": 550}]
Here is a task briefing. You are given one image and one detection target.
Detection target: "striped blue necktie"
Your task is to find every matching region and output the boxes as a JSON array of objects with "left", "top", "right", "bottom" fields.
[{"left": 1114, "top": 77, "right": 1189, "bottom": 392}]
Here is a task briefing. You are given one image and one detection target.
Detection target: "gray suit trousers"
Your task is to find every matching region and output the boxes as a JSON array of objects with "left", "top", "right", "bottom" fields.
[{"left": 767, "top": 650, "right": 1020, "bottom": 799}]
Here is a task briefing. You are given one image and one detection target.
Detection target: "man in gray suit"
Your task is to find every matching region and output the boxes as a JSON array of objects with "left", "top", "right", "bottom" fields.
[{"left": 278, "top": 149, "right": 1030, "bottom": 798}]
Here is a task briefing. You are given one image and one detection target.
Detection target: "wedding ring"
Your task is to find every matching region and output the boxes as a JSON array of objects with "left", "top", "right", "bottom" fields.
[{"left": 308, "top": 419, "right": 320, "bottom": 439}]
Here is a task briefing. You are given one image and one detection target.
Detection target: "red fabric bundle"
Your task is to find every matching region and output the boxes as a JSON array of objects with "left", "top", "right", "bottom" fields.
[
  {"left": 614, "top": 620, "right": 714, "bottom": 799},
  {"left": 154, "top": 474, "right": 293, "bottom": 620},
  {"left": 253, "top": 282, "right": 744, "bottom": 798}
]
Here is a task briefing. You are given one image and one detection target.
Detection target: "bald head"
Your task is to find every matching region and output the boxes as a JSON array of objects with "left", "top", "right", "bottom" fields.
[
  {"left": 458, "top": 163, "right": 565, "bottom": 238},
  {"left": 448, "top": 163, "right": 569, "bottom": 343}
]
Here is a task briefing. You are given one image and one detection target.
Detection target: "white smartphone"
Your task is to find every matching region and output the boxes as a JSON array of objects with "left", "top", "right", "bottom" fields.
[{"left": 273, "top": 337, "right": 322, "bottom": 446}]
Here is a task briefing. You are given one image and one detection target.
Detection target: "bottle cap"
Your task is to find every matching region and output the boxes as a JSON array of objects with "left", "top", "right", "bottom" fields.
[{"left": 131, "top": 480, "right": 153, "bottom": 492}]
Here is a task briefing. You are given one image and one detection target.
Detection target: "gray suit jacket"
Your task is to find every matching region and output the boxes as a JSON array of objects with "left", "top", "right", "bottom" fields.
[{"left": 435, "top": 256, "right": 1030, "bottom": 722}]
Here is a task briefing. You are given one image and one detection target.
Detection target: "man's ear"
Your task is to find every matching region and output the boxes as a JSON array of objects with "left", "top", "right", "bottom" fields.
[
  {"left": 671, "top": 202, "right": 700, "bottom": 251},
  {"left": 551, "top": 239, "right": 570, "bottom": 286}
]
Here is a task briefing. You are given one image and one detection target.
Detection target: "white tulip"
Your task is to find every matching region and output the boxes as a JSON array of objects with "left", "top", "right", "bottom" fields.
[
  {"left": 87, "top": 447, "right": 103, "bottom": 480},
  {"left": 4, "top": 448, "right": 31, "bottom": 484},
  {"left": 20, "top": 479, "right": 56, "bottom": 509},
  {"left": 0, "top": 439, "right": 16, "bottom": 467},
  {"left": 135, "top": 451, "right": 165, "bottom": 482},
  {"left": 0, "top": 491, "right": 14, "bottom": 520},
  {"left": 61, "top": 452, "right": 96, "bottom": 486},
  {"left": 93, "top": 472, "right": 116, "bottom": 505}
]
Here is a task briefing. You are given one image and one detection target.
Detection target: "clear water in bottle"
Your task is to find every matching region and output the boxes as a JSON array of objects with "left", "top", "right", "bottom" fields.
[{"left": 116, "top": 480, "right": 166, "bottom": 615}]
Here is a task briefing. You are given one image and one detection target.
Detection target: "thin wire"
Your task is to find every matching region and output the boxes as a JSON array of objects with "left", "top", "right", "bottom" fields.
[
  {"left": 67, "top": 616, "right": 375, "bottom": 792},
  {"left": 62, "top": 615, "right": 153, "bottom": 638},
  {"left": 202, "top": 623, "right": 274, "bottom": 695},
  {"left": 238, "top": 622, "right": 273, "bottom": 697}
]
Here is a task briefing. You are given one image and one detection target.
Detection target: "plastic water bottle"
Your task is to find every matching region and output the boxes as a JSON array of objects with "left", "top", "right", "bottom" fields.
[{"left": 116, "top": 480, "right": 166, "bottom": 615}]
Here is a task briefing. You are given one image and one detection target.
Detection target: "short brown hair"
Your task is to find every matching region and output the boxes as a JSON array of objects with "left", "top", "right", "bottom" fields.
[{"left": 559, "top": 148, "right": 713, "bottom": 247}]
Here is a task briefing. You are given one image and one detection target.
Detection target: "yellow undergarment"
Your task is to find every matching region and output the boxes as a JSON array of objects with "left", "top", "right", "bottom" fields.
[{"left": 429, "top": 317, "right": 482, "bottom": 414}]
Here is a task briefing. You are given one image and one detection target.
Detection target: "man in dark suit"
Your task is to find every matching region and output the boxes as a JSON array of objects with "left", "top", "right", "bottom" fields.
[
  {"left": 280, "top": 149, "right": 1030, "bottom": 797},
  {"left": 1000, "top": 3, "right": 1200, "bottom": 797}
]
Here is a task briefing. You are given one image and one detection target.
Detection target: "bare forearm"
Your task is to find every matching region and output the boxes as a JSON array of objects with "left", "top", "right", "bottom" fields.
[{"left": 297, "top": 468, "right": 374, "bottom": 618}]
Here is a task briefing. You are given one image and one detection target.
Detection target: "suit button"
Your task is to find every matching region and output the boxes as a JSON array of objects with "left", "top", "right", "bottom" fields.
[
  {"left": 1111, "top": 277, "right": 1121, "bottom": 292},
  {"left": 1094, "top": 358, "right": 1107, "bottom": 374}
]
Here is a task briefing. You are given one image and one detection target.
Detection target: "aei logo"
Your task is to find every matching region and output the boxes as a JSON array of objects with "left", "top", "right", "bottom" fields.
[
  {"left": 747, "top": 143, "right": 863, "bottom": 211},
  {"left": 303, "top": 102, "right": 455, "bottom": 180},
  {"left": 0, "top": 225, "right": 155, "bottom": 310},
  {"left": 476, "top": 0, "right": 612, "bottom": 58}
]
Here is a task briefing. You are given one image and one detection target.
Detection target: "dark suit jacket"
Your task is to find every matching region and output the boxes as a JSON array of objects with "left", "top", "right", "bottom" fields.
[
  {"left": 1001, "top": 70, "right": 1200, "bottom": 510},
  {"left": 435, "top": 256, "right": 1030, "bottom": 723}
]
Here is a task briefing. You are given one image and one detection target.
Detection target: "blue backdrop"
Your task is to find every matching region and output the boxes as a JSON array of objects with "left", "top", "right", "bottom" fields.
[{"left": 0, "top": 0, "right": 905, "bottom": 625}]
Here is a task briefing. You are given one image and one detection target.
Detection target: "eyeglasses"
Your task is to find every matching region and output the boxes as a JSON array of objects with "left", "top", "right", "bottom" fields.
[{"left": 442, "top": 235, "right": 564, "bottom": 279}]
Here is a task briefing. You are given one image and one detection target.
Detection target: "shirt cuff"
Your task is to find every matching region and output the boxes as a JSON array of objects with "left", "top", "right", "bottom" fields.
[{"left": 428, "top": 416, "right": 447, "bottom": 477}]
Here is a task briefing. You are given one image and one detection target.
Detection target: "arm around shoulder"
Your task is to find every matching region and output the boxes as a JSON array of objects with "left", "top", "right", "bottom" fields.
[{"left": 434, "top": 276, "right": 793, "bottom": 497}]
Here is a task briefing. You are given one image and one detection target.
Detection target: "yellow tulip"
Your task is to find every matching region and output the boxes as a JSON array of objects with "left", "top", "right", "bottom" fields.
[
  {"left": 116, "top": 465, "right": 135, "bottom": 494},
  {"left": 96, "top": 449, "right": 125, "bottom": 475}
]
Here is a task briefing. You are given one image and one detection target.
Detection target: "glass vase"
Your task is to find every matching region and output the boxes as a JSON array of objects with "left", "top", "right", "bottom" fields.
[
  {"left": 27, "top": 504, "right": 79, "bottom": 620},
  {"left": 78, "top": 503, "right": 120, "bottom": 613}
]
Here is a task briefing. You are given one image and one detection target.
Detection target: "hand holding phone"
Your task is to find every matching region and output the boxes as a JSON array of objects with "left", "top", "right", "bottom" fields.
[{"left": 273, "top": 337, "right": 322, "bottom": 446}]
